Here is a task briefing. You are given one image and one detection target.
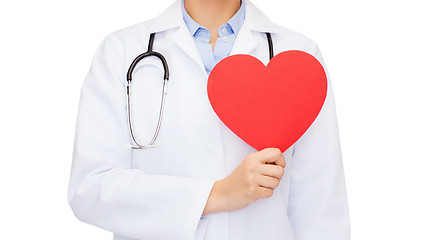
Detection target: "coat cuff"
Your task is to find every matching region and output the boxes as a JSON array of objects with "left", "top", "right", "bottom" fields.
[{"left": 186, "top": 179, "right": 216, "bottom": 239}]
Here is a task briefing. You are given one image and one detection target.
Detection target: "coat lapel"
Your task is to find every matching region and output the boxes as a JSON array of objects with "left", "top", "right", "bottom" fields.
[
  {"left": 231, "top": 0, "right": 283, "bottom": 56},
  {"left": 172, "top": 24, "right": 206, "bottom": 76},
  {"left": 148, "top": 0, "right": 206, "bottom": 76},
  {"left": 230, "top": 17, "right": 258, "bottom": 56}
]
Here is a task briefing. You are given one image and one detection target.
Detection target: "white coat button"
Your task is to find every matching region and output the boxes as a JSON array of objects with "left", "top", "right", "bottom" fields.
[{"left": 222, "top": 36, "right": 228, "bottom": 42}]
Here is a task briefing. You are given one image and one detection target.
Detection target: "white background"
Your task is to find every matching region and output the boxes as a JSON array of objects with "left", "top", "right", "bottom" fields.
[{"left": 0, "top": 0, "right": 423, "bottom": 239}]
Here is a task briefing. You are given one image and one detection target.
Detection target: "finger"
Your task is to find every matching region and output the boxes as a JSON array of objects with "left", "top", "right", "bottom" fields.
[
  {"left": 253, "top": 148, "right": 282, "bottom": 164},
  {"left": 274, "top": 153, "right": 286, "bottom": 168},
  {"left": 257, "top": 186, "right": 274, "bottom": 199},
  {"left": 257, "top": 175, "right": 280, "bottom": 189},
  {"left": 258, "top": 164, "right": 284, "bottom": 180}
]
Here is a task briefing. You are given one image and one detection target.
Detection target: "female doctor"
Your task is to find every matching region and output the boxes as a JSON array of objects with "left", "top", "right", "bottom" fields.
[{"left": 68, "top": 0, "right": 350, "bottom": 239}]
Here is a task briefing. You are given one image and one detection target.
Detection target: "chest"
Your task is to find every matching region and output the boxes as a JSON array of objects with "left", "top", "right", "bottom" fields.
[{"left": 126, "top": 30, "right": 288, "bottom": 179}]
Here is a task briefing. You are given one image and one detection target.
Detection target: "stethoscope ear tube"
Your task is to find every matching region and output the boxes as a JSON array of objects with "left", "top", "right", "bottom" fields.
[{"left": 127, "top": 79, "right": 168, "bottom": 149}]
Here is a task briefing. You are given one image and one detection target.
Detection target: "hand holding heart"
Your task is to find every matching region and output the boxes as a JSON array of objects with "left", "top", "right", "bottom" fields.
[
  {"left": 203, "top": 50, "right": 327, "bottom": 214},
  {"left": 203, "top": 148, "right": 286, "bottom": 215}
]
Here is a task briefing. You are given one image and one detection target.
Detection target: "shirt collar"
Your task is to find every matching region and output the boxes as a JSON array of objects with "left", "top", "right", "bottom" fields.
[{"left": 182, "top": 0, "right": 245, "bottom": 37}]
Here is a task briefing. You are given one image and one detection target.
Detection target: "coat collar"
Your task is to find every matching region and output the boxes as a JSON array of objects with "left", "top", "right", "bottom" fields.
[
  {"left": 149, "top": 0, "right": 281, "bottom": 34},
  {"left": 148, "top": 0, "right": 281, "bottom": 76}
]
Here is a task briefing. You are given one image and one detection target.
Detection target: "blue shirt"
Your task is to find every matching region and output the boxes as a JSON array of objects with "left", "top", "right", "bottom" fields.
[{"left": 182, "top": 0, "right": 246, "bottom": 76}]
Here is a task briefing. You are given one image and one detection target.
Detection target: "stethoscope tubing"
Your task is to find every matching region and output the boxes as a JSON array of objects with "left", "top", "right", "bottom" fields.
[
  {"left": 127, "top": 31, "right": 273, "bottom": 149},
  {"left": 126, "top": 33, "right": 169, "bottom": 149}
]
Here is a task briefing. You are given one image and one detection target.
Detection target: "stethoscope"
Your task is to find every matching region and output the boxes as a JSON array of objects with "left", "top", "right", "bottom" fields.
[{"left": 126, "top": 31, "right": 274, "bottom": 149}]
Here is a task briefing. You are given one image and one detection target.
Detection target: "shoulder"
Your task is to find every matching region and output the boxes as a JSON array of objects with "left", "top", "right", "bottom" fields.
[
  {"left": 253, "top": 19, "right": 326, "bottom": 69},
  {"left": 269, "top": 23, "right": 320, "bottom": 56},
  {"left": 104, "top": 19, "right": 154, "bottom": 46},
  {"left": 245, "top": 0, "right": 319, "bottom": 54},
  {"left": 86, "top": 19, "right": 156, "bottom": 86},
  {"left": 93, "top": 18, "right": 157, "bottom": 67}
]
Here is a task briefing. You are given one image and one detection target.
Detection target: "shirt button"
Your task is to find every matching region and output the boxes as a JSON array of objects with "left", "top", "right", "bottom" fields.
[
  {"left": 222, "top": 28, "right": 227, "bottom": 34},
  {"left": 222, "top": 36, "right": 228, "bottom": 42}
]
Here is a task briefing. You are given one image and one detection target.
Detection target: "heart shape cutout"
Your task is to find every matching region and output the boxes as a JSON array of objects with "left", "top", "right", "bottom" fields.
[{"left": 207, "top": 50, "right": 327, "bottom": 152}]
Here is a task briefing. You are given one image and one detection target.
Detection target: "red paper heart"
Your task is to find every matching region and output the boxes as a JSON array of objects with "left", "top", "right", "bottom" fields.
[{"left": 207, "top": 50, "right": 327, "bottom": 152}]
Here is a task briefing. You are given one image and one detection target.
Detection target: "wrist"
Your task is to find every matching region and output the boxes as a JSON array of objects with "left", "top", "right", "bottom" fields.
[{"left": 202, "top": 180, "right": 228, "bottom": 215}]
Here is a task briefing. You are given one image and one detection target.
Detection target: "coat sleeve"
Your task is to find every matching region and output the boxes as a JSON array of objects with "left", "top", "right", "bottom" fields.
[
  {"left": 67, "top": 34, "right": 215, "bottom": 240},
  {"left": 287, "top": 44, "right": 350, "bottom": 239}
]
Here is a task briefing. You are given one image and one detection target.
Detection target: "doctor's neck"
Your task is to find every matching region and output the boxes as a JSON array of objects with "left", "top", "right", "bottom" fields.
[{"left": 184, "top": 0, "right": 241, "bottom": 31}]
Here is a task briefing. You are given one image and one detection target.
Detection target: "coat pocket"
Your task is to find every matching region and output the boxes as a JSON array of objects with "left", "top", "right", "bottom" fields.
[{"left": 195, "top": 215, "right": 212, "bottom": 240}]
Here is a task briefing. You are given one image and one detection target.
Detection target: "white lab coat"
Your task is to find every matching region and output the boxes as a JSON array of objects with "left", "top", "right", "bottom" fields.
[{"left": 67, "top": 0, "right": 350, "bottom": 239}]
